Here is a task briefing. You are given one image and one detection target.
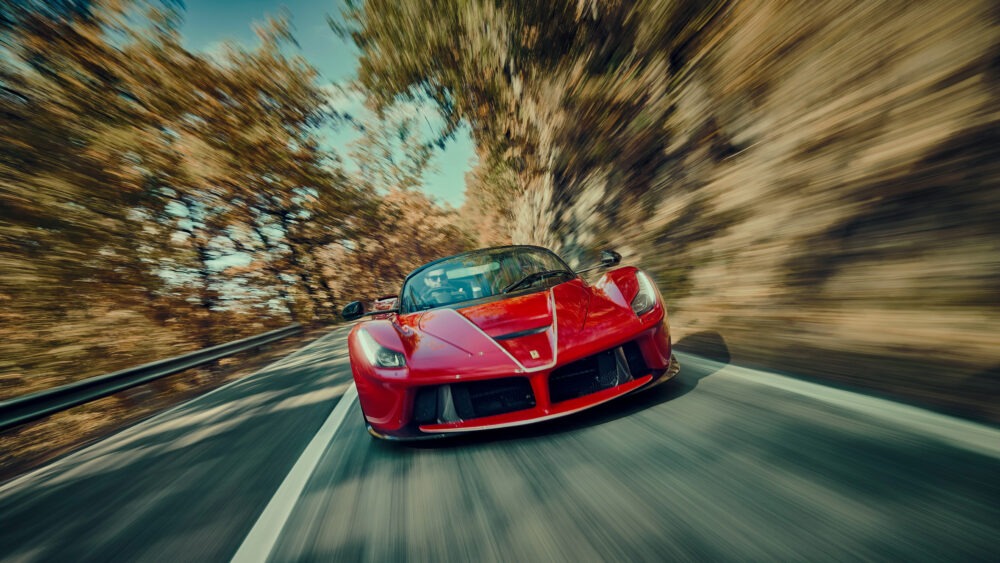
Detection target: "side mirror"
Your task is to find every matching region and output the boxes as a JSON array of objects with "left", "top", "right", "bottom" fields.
[
  {"left": 600, "top": 249, "right": 622, "bottom": 267},
  {"left": 371, "top": 295, "right": 399, "bottom": 319},
  {"left": 577, "top": 249, "right": 622, "bottom": 274},
  {"left": 341, "top": 301, "right": 365, "bottom": 321}
]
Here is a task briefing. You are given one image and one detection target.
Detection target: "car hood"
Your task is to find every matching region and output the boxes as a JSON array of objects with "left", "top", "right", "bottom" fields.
[{"left": 394, "top": 279, "right": 640, "bottom": 378}]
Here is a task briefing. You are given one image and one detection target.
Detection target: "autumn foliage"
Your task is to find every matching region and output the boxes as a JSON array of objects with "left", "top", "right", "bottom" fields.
[
  {"left": 0, "top": 1, "right": 470, "bottom": 400},
  {"left": 3, "top": 0, "right": 999, "bottom": 427},
  {"left": 342, "top": 0, "right": 1000, "bottom": 421}
]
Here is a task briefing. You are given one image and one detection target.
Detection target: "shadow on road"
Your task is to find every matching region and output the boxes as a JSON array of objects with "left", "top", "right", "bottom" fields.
[
  {"left": 402, "top": 331, "right": 730, "bottom": 449},
  {"left": 673, "top": 330, "right": 731, "bottom": 363}
]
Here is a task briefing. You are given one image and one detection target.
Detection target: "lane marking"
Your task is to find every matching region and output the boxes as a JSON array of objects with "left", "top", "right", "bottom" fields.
[
  {"left": 678, "top": 352, "right": 1000, "bottom": 460},
  {"left": 231, "top": 383, "right": 358, "bottom": 563},
  {"left": 0, "top": 327, "right": 352, "bottom": 495}
]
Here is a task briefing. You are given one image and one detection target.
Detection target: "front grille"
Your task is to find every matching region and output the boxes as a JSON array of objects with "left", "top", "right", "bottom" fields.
[
  {"left": 412, "top": 377, "right": 535, "bottom": 424},
  {"left": 453, "top": 377, "right": 535, "bottom": 419},
  {"left": 548, "top": 346, "right": 635, "bottom": 403},
  {"left": 413, "top": 387, "right": 439, "bottom": 424}
]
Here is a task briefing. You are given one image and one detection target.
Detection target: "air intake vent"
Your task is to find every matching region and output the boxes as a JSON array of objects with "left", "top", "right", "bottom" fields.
[
  {"left": 548, "top": 346, "right": 633, "bottom": 403},
  {"left": 413, "top": 377, "right": 535, "bottom": 424}
]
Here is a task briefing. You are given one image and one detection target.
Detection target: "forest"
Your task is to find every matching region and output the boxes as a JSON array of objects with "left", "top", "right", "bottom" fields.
[{"left": 1, "top": 0, "right": 472, "bottom": 404}]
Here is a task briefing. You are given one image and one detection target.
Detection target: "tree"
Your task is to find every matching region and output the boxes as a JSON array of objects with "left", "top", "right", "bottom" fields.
[
  {"left": 349, "top": 103, "right": 435, "bottom": 194},
  {"left": 323, "top": 188, "right": 473, "bottom": 304},
  {"left": 0, "top": 1, "right": 356, "bottom": 389}
]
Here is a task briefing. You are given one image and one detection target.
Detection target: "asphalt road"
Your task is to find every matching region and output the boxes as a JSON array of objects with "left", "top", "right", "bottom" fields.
[{"left": 1, "top": 326, "right": 998, "bottom": 562}]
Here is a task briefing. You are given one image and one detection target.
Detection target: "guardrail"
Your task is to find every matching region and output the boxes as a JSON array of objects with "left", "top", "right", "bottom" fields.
[{"left": 0, "top": 323, "right": 303, "bottom": 432}]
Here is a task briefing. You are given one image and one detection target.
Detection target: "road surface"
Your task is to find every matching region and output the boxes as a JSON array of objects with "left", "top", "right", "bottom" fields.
[{"left": 2, "top": 326, "right": 998, "bottom": 562}]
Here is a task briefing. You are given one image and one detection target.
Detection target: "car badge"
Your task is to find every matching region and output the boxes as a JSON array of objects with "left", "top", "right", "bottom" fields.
[{"left": 529, "top": 350, "right": 540, "bottom": 359}]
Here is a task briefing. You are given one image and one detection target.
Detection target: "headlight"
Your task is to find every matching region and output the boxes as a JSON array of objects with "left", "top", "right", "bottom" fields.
[
  {"left": 357, "top": 329, "right": 406, "bottom": 368},
  {"left": 631, "top": 271, "right": 658, "bottom": 315}
]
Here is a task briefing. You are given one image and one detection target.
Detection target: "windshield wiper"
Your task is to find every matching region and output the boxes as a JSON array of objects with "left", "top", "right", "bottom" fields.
[{"left": 502, "top": 269, "right": 571, "bottom": 294}]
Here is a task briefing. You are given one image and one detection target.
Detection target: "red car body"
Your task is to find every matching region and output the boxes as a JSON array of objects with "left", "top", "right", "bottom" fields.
[{"left": 346, "top": 246, "right": 679, "bottom": 440}]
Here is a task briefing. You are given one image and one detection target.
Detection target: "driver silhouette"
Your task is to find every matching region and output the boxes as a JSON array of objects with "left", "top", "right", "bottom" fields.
[
  {"left": 425, "top": 268, "right": 445, "bottom": 290},
  {"left": 419, "top": 268, "right": 451, "bottom": 306}
]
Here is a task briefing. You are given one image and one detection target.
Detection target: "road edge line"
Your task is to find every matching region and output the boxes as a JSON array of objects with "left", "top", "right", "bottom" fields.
[
  {"left": 231, "top": 383, "right": 358, "bottom": 563},
  {"left": 677, "top": 352, "right": 1000, "bottom": 460}
]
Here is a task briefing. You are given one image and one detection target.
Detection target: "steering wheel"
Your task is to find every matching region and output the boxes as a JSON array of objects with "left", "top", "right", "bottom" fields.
[{"left": 427, "top": 287, "right": 454, "bottom": 304}]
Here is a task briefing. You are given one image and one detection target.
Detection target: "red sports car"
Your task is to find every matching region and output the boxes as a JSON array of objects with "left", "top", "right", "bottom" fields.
[{"left": 341, "top": 245, "right": 679, "bottom": 440}]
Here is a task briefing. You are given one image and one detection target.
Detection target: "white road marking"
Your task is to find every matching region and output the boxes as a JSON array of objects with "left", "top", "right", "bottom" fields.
[
  {"left": 230, "top": 383, "right": 358, "bottom": 563},
  {"left": 0, "top": 328, "right": 350, "bottom": 495},
  {"left": 678, "top": 352, "right": 1000, "bottom": 460}
]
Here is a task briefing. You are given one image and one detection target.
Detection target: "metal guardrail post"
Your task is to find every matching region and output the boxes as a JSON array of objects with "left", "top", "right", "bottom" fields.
[{"left": 0, "top": 323, "right": 303, "bottom": 432}]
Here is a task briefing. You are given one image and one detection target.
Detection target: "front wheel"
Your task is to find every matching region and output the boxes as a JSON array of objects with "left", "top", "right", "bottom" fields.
[{"left": 666, "top": 353, "right": 680, "bottom": 378}]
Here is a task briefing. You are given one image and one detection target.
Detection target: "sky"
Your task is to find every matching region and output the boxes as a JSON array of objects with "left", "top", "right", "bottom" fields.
[{"left": 179, "top": 0, "right": 476, "bottom": 208}]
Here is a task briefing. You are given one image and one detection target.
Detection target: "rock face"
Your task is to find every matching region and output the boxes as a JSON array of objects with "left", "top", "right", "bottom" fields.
[{"left": 505, "top": 1, "right": 1000, "bottom": 421}]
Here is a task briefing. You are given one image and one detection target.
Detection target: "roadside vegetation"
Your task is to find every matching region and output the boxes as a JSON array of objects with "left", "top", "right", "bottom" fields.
[
  {"left": 0, "top": 0, "right": 473, "bottom": 474},
  {"left": 341, "top": 0, "right": 1000, "bottom": 422},
  {"left": 0, "top": 1, "right": 471, "bottom": 404}
]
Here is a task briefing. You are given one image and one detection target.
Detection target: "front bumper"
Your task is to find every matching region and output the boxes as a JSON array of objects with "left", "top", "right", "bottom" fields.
[
  {"left": 417, "top": 374, "right": 655, "bottom": 433},
  {"left": 361, "top": 321, "right": 675, "bottom": 440}
]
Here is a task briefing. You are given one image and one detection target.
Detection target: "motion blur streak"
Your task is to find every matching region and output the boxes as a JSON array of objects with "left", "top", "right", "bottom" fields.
[
  {"left": 0, "top": 0, "right": 472, "bottom": 469},
  {"left": 1, "top": 327, "right": 998, "bottom": 562},
  {"left": 2, "top": 0, "right": 999, "bottom": 561},
  {"left": 0, "top": 329, "right": 356, "bottom": 562},
  {"left": 232, "top": 383, "right": 358, "bottom": 563},
  {"left": 345, "top": 0, "right": 1000, "bottom": 422}
]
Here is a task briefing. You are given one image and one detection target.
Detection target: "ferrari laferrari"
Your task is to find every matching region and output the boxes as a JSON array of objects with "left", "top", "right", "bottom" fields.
[{"left": 341, "top": 245, "right": 679, "bottom": 440}]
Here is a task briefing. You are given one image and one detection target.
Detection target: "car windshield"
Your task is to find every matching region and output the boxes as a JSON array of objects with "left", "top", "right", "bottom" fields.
[{"left": 400, "top": 247, "right": 573, "bottom": 313}]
